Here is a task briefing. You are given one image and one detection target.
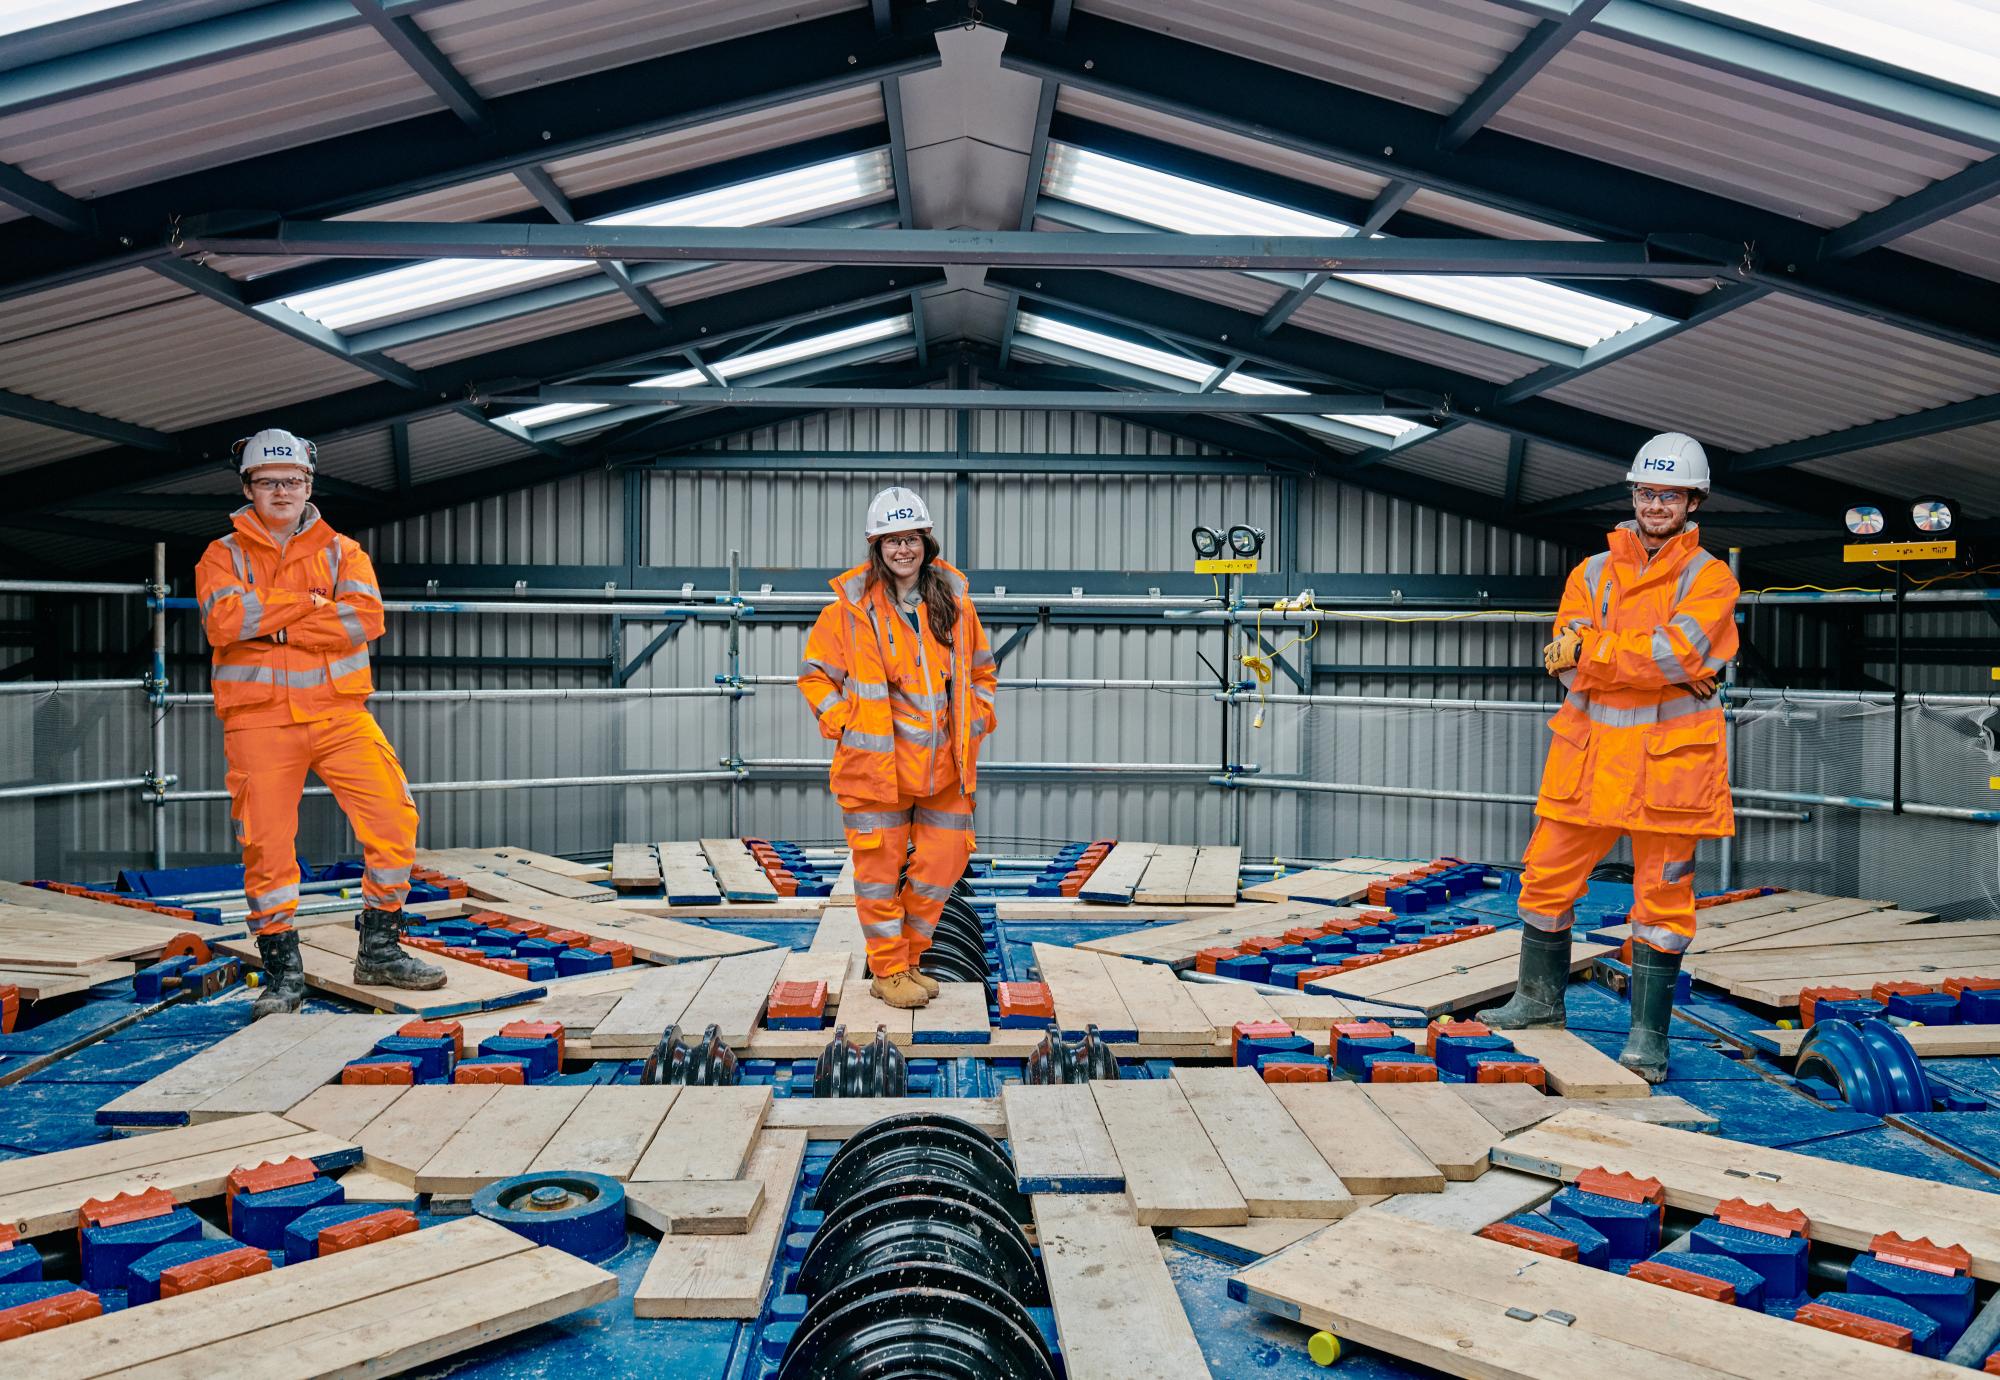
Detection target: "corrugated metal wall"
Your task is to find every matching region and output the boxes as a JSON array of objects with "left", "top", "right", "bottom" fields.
[{"left": 20, "top": 406, "right": 1971, "bottom": 900}]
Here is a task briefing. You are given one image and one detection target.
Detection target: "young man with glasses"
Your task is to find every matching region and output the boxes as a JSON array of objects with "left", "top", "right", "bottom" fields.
[
  {"left": 194, "top": 428, "right": 444, "bottom": 1017},
  {"left": 1478, "top": 433, "right": 1739, "bottom": 1082}
]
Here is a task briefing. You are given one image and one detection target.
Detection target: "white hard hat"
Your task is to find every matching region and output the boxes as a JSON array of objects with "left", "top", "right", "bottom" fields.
[
  {"left": 864, "top": 486, "right": 933, "bottom": 540},
  {"left": 233, "top": 427, "right": 317, "bottom": 476},
  {"left": 1625, "top": 432, "right": 1709, "bottom": 491}
]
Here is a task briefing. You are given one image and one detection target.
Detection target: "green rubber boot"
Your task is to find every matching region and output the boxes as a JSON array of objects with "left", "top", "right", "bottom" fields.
[
  {"left": 1475, "top": 925, "right": 1572, "bottom": 1029},
  {"left": 1618, "top": 944, "right": 1683, "bottom": 1084}
]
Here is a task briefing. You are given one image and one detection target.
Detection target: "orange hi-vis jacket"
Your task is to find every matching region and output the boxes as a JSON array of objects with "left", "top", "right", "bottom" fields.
[
  {"left": 798, "top": 561, "right": 997, "bottom": 802},
  {"left": 195, "top": 505, "right": 384, "bottom": 727},
  {"left": 1538, "top": 520, "right": 1741, "bottom": 838}
]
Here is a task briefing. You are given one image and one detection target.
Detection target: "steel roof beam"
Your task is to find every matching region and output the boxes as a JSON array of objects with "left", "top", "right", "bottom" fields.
[
  {"left": 0, "top": 389, "right": 175, "bottom": 452},
  {"left": 504, "top": 385, "right": 1425, "bottom": 414},
  {"left": 988, "top": 6, "right": 2000, "bottom": 358},
  {"left": 1726, "top": 390, "right": 2000, "bottom": 476}
]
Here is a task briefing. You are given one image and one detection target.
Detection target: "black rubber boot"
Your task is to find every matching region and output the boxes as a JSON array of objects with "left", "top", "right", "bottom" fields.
[
  {"left": 1618, "top": 944, "right": 1684, "bottom": 1084},
  {"left": 352, "top": 907, "right": 447, "bottom": 990},
  {"left": 251, "top": 930, "right": 308, "bottom": 1019},
  {"left": 1475, "top": 925, "right": 1572, "bottom": 1029}
]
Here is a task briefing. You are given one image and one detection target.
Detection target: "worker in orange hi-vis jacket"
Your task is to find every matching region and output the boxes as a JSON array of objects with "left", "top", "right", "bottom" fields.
[
  {"left": 798, "top": 487, "right": 998, "bottom": 1011},
  {"left": 194, "top": 427, "right": 444, "bottom": 1019},
  {"left": 1479, "top": 433, "right": 1740, "bottom": 1084}
]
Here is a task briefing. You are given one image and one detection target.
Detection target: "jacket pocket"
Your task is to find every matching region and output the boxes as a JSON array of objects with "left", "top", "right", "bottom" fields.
[
  {"left": 1643, "top": 718, "right": 1723, "bottom": 813},
  {"left": 1538, "top": 707, "right": 1590, "bottom": 803}
]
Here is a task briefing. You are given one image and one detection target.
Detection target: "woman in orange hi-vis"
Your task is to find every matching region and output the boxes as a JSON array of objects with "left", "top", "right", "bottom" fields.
[
  {"left": 798, "top": 487, "right": 998, "bottom": 1010},
  {"left": 195, "top": 427, "right": 444, "bottom": 1019},
  {"left": 1479, "top": 432, "right": 1739, "bottom": 1084}
]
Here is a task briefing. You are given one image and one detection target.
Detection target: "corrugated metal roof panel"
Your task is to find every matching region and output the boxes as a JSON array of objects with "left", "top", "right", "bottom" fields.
[
  {"left": 0, "top": 27, "right": 441, "bottom": 200},
  {"left": 1, "top": 526, "right": 138, "bottom": 569},
  {"left": 1491, "top": 32, "right": 1986, "bottom": 229},
  {"left": 1055, "top": 88, "right": 1389, "bottom": 202},
  {"left": 137, "top": 466, "right": 245, "bottom": 497},
  {"left": 90, "top": 508, "right": 236, "bottom": 540},
  {"left": 203, "top": 174, "right": 541, "bottom": 283},
  {"left": 1285, "top": 290, "right": 1544, "bottom": 385},
  {"left": 1400, "top": 190, "right": 1594, "bottom": 244},
  {"left": 383, "top": 289, "right": 642, "bottom": 371},
  {"left": 1084, "top": 0, "right": 1537, "bottom": 114},
  {"left": 420, "top": 0, "right": 856, "bottom": 101},
  {"left": 0, "top": 415, "right": 109, "bottom": 475},
  {"left": 646, "top": 259, "right": 820, "bottom": 309},
  {"left": 1894, "top": 199, "right": 2000, "bottom": 285},
  {"left": 0, "top": 270, "right": 190, "bottom": 349},
  {"left": 1542, "top": 295, "right": 2000, "bottom": 450},
  {"left": 405, "top": 411, "right": 538, "bottom": 483},
  {"left": 544, "top": 87, "right": 885, "bottom": 201},
  {"left": 315, "top": 427, "right": 400, "bottom": 492},
  {"left": 1515, "top": 438, "right": 1621, "bottom": 506},
  {"left": 1801, "top": 419, "right": 2000, "bottom": 520},
  {"left": 0, "top": 294, "right": 378, "bottom": 434},
  {"left": 1378, "top": 423, "right": 1511, "bottom": 496}
]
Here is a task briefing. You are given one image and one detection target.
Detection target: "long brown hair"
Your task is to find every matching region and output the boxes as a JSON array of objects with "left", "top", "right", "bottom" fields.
[{"left": 867, "top": 532, "right": 958, "bottom": 647}]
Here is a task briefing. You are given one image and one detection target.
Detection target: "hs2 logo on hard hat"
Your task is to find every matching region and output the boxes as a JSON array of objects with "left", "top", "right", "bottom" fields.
[
  {"left": 1640, "top": 457, "right": 1676, "bottom": 473},
  {"left": 887, "top": 507, "right": 916, "bottom": 521}
]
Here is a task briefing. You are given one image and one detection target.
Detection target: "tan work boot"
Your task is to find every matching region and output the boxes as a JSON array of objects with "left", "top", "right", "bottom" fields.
[
  {"left": 869, "top": 969, "right": 930, "bottom": 1009},
  {"left": 907, "top": 967, "right": 940, "bottom": 997}
]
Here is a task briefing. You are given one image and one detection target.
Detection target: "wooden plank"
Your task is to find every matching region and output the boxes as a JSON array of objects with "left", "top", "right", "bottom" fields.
[
  {"left": 0, "top": 961, "right": 133, "bottom": 1000},
  {"left": 610, "top": 843, "right": 662, "bottom": 891},
  {"left": 0, "top": 1112, "right": 320, "bottom": 1199},
  {"left": 446, "top": 897, "right": 772, "bottom": 962},
  {"left": 354, "top": 1084, "right": 501, "bottom": 1185},
  {"left": 332, "top": 1166, "right": 420, "bottom": 1204},
  {"left": 1734, "top": 963, "right": 2000, "bottom": 1009},
  {"left": 832, "top": 973, "right": 916, "bottom": 1045},
  {"left": 1001, "top": 1084, "right": 1124, "bottom": 1193},
  {"left": 608, "top": 895, "right": 826, "bottom": 920},
  {"left": 96, "top": 1014, "right": 340, "bottom": 1125},
  {"left": 191, "top": 1014, "right": 404, "bottom": 1122},
  {"left": 1688, "top": 936, "right": 2000, "bottom": 981},
  {"left": 0, "top": 909, "right": 177, "bottom": 968},
  {"left": 421, "top": 847, "right": 613, "bottom": 902},
  {"left": 1240, "top": 867, "right": 1377, "bottom": 906},
  {"left": 1443, "top": 1085, "right": 1721, "bottom": 1138},
  {"left": 1032, "top": 1194, "right": 1215, "bottom": 1380},
  {"left": 806, "top": 903, "right": 867, "bottom": 982},
  {"left": 742, "top": 1027, "right": 1046, "bottom": 1061},
  {"left": 657, "top": 841, "right": 724, "bottom": 905},
  {"left": 828, "top": 853, "right": 855, "bottom": 900},
  {"left": 1684, "top": 897, "right": 1897, "bottom": 952},
  {"left": 675, "top": 948, "right": 789, "bottom": 1045},
  {"left": 634, "top": 1128, "right": 807, "bottom": 1317},
  {"left": 1172, "top": 1067, "right": 1354, "bottom": 1218},
  {"left": 1133, "top": 844, "right": 1200, "bottom": 905},
  {"left": 1489, "top": 1027, "right": 1652, "bottom": 1099},
  {"left": 1180, "top": 979, "right": 1279, "bottom": 1040},
  {"left": 699, "top": 837, "right": 779, "bottom": 903},
  {"left": 0, "top": 879, "right": 236, "bottom": 931},
  {"left": 1233, "top": 1209, "right": 1964, "bottom": 1380},
  {"left": 1184, "top": 845, "right": 1242, "bottom": 906},
  {"left": 1077, "top": 841, "right": 1159, "bottom": 904},
  {"left": 4, "top": 1130, "right": 360, "bottom": 1238},
  {"left": 912, "top": 981, "right": 991, "bottom": 1042},
  {"left": 1725, "top": 914, "right": 1999, "bottom": 952},
  {"left": 417, "top": 1085, "right": 592, "bottom": 1194},
  {"left": 219, "top": 930, "right": 543, "bottom": 1019},
  {"left": 123, "top": 1240, "right": 616, "bottom": 1380},
  {"left": 1006, "top": 899, "right": 1238, "bottom": 925},
  {"left": 428, "top": 845, "right": 612, "bottom": 882},
  {"left": 1345, "top": 942, "right": 1611, "bottom": 1019},
  {"left": 1757, "top": 1023, "right": 2000, "bottom": 1060},
  {"left": 1360, "top": 1083, "right": 1499, "bottom": 1181},
  {"left": 1175, "top": 1217, "right": 1337, "bottom": 1261},
  {"left": 1090, "top": 1078, "right": 1247, "bottom": 1226},
  {"left": 588, "top": 958, "right": 718, "bottom": 1055},
  {"left": 284, "top": 1084, "right": 409, "bottom": 1143},
  {"left": 764, "top": 1096, "right": 1005, "bottom": 1141},
  {"left": 777, "top": 947, "right": 851, "bottom": 1006},
  {"left": 625, "top": 1179, "right": 765, "bottom": 1235},
  {"left": 1375, "top": 1167, "right": 1558, "bottom": 1232},
  {"left": 1495, "top": 1109, "right": 2000, "bottom": 1281},
  {"left": 1262, "top": 989, "right": 1371, "bottom": 1030},
  {"left": 629, "top": 1085, "right": 772, "bottom": 1181},
  {"left": 528, "top": 1085, "right": 679, "bottom": 1179},
  {"left": 1270, "top": 1082, "right": 1445, "bottom": 1195},
  {"left": 1101, "top": 954, "right": 1211, "bottom": 1043},
  {"left": 1035, "top": 942, "right": 1138, "bottom": 1039}
]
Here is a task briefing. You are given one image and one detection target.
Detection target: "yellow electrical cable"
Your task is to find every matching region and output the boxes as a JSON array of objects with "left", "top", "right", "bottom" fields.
[{"left": 1742, "top": 583, "right": 1882, "bottom": 596}]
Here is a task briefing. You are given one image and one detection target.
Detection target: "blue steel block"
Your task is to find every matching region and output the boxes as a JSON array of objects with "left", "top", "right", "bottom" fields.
[
  {"left": 1814, "top": 998, "right": 1885, "bottom": 1025},
  {"left": 1690, "top": 1219, "right": 1809, "bottom": 1303},
  {"left": 1306, "top": 935, "right": 1355, "bottom": 957},
  {"left": 1344, "top": 926, "right": 1391, "bottom": 944},
  {"left": 124, "top": 1238, "right": 269, "bottom": 1305},
  {"left": 1434, "top": 1033, "right": 1516, "bottom": 1079},
  {"left": 1640, "top": 1249, "right": 1765, "bottom": 1309},
  {"left": 1551, "top": 1186, "right": 1660, "bottom": 1263},
  {"left": 372, "top": 1035, "right": 454, "bottom": 1083},
  {"left": 1254, "top": 1052, "right": 1330, "bottom": 1075},
  {"left": 1417, "top": 882, "right": 1452, "bottom": 906},
  {"left": 132, "top": 957, "right": 194, "bottom": 1003},
  {"left": 1807, "top": 1291, "right": 1945, "bottom": 1358},
  {"left": 1884, "top": 991, "right": 1958, "bottom": 1025},
  {"left": 1848, "top": 1255, "right": 1975, "bottom": 1341},
  {"left": 472, "top": 929, "right": 522, "bottom": 948},
  {"left": 1960, "top": 988, "right": 2000, "bottom": 1023},
  {"left": 1235, "top": 1035, "right": 1314, "bottom": 1068},
  {"left": 1499, "top": 1212, "right": 1610, "bottom": 1269},
  {"left": 426, "top": 920, "right": 480, "bottom": 937},
  {"left": 0, "top": 1240, "right": 41, "bottom": 1285},
  {"left": 1263, "top": 945, "right": 1314, "bottom": 965},
  {"left": 283, "top": 1204, "right": 402, "bottom": 1264},
  {"left": 478, "top": 1035, "right": 560, "bottom": 1082},
  {"left": 1336, "top": 1035, "right": 1414, "bottom": 1078},
  {"left": 554, "top": 947, "right": 614, "bottom": 977},
  {"left": 1213, "top": 955, "right": 1270, "bottom": 984},
  {"left": 514, "top": 937, "right": 568, "bottom": 957},
  {"left": 517, "top": 958, "right": 558, "bottom": 982},
  {"left": 231, "top": 1175, "right": 345, "bottom": 1250},
  {"left": 1266, "top": 965, "right": 1315, "bottom": 989},
  {"left": 80, "top": 1207, "right": 200, "bottom": 1291},
  {"left": 1386, "top": 919, "right": 1428, "bottom": 938}
]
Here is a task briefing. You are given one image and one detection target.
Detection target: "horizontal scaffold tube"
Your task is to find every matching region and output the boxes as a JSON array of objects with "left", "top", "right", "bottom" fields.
[
  {"left": 162, "top": 769, "right": 742, "bottom": 803},
  {"left": 1208, "top": 775, "right": 1811, "bottom": 823},
  {"left": 162, "top": 685, "right": 746, "bottom": 707},
  {"left": 0, "top": 775, "right": 167, "bottom": 802},
  {"left": 745, "top": 758, "right": 1255, "bottom": 777},
  {"left": 0, "top": 679, "right": 147, "bottom": 695}
]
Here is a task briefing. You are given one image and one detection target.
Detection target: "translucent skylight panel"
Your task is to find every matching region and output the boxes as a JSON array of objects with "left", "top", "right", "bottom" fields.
[
  {"left": 1043, "top": 144, "right": 1653, "bottom": 347},
  {"left": 1017, "top": 313, "right": 1420, "bottom": 438},
  {"left": 0, "top": 1, "right": 146, "bottom": 37},
  {"left": 502, "top": 315, "right": 909, "bottom": 432},
  {"left": 284, "top": 151, "right": 892, "bottom": 332},
  {"left": 1673, "top": 0, "right": 2000, "bottom": 98}
]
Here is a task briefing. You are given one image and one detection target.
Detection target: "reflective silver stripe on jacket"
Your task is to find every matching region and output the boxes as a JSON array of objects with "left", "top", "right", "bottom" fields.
[
  {"left": 814, "top": 689, "right": 845, "bottom": 717},
  {"left": 215, "top": 664, "right": 327, "bottom": 688},
  {"left": 330, "top": 648, "right": 369, "bottom": 679},
  {"left": 1562, "top": 686, "right": 1716, "bottom": 729},
  {"left": 1630, "top": 921, "right": 1692, "bottom": 954},
  {"left": 1581, "top": 551, "right": 1611, "bottom": 626},
  {"left": 854, "top": 880, "right": 900, "bottom": 899},
  {"left": 893, "top": 720, "right": 946, "bottom": 748},
  {"left": 221, "top": 535, "right": 249, "bottom": 584},
  {"left": 238, "top": 591, "right": 265, "bottom": 639},
  {"left": 248, "top": 883, "right": 299, "bottom": 913},
  {"left": 200, "top": 585, "right": 244, "bottom": 617},
  {"left": 844, "top": 808, "right": 911, "bottom": 831},
  {"left": 914, "top": 806, "right": 972, "bottom": 831},
  {"left": 849, "top": 679, "right": 889, "bottom": 701},
  {"left": 1662, "top": 858, "right": 1697, "bottom": 884},
  {"left": 971, "top": 648, "right": 995, "bottom": 670},
  {"left": 326, "top": 539, "right": 342, "bottom": 588},
  {"left": 907, "top": 877, "right": 954, "bottom": 902},
  {"left": 337, "top": 605, "right": 366, "bottom": 644},
  {"left": 861, "top": 917, "right": 902, "bottom": 939},
  {"left": 892, "top": 687, "right": 949, "bottom": 713},
  {"left": 842, "top": 729, "right": 895, "bottom": 753},
  {"left": 1519, "top": 902, "right": 1574, "bottom": 933},
  {"left": 335, "top": 580, "right": 378, "bottom": 599},
  {"left": 802, "top": 657, "right": 847, "bottom": 687},
  {"left": 366, "top": 865, "right": 412, "bottom": 890}
]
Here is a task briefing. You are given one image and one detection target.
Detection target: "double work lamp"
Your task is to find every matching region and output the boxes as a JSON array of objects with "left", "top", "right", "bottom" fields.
[
  {"left": 1191, "top": 524, "right": 1266, "bottom": 561},
  {"left": 1844, "top": 498, "right": 1955, "bottom": 538}
]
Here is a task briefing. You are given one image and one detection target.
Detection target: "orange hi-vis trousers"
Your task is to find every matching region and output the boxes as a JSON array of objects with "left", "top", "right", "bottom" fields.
[
  {"left": 1518, "top": 817, "right": 1699, "bottom": 955},
  {"left": 842, "top": 764, "right": 975, "bottom": 978},
  {"left": 225, "top": 711, "right": 418, "bottom": 935}
]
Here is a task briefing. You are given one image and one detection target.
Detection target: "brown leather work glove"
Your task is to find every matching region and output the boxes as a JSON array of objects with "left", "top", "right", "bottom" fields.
[{"left": 1542, "top": 628, "right": 1583, "bottom": 676}]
